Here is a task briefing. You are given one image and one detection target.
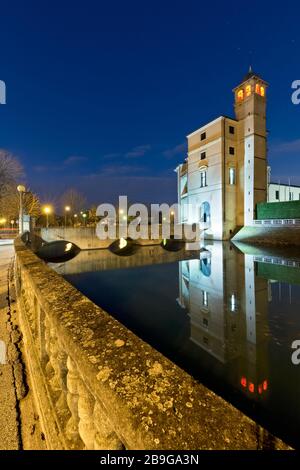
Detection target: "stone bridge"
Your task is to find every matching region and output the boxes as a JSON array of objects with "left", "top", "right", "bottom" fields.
[{"left": 11, "top": 237, "right": 290, "bottom": 450}]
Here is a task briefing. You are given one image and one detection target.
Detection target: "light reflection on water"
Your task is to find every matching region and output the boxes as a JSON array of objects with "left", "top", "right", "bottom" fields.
[{"left": 53, "top": 242, "right": 300, "bottom": 449}]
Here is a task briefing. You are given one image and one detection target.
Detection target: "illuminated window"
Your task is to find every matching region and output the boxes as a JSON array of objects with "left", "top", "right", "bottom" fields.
[
  {"left": 200, "top": 169, "right": 207, "bottom": 187},
  {"left": 248, "top": 382, "right": 255, "bottom": 393},
  {"left": 230, "top": 293, "right": 237, "bottom": 312},
  {"left": 202, "top": 291, "right": 208, "bottom": 307},
  {"left": 237, "top": 89, "right": 244, "bottom": 101},
  {"left": 229, "top": 168, "right": 236, "bottom": 185},
  {"left": 255, "top": 83, "right": 265, "bottom": 97},
  {"left": 246, "top": 84, "right": 251, "bottom": 97}
]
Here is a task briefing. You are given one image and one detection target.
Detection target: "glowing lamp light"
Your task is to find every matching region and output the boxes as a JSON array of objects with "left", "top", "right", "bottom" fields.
[
  {"left": 119, "top": 237, "right": 127, "bottom": 249},
  {"left": 17, "top": 184, "right": 26, "bottom": 193},
  {"left": 0, "top": 218, "right": 7, "bottom": 225},
  {"left": 119, "top": 209, "right": 124, "bottom": 215},
  {"left": 65, "top": 242, "right": 73, "bottom": 252},
  {"left": 122, "top": 215, "right": 127, "bottom": 221},
  {"left": 65, "top": 205, "right": 71, "bottom": 212},
  {"left": 258, "top": 385, "right": 263, "bottom": 395},
  {"left": 240, "top": 377, "right": 247, "bottom": 388},
  {"left": 43, "top": 206, "right": 51, "bottom": 215},
  {"left": 248, "top": 382, "right": 255, "bottom": 393}
]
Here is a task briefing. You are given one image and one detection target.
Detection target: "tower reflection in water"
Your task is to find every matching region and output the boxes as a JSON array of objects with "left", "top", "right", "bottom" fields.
[
  {"left": 178, "top": 243, "right": 269, "bottom": 403},
  {"left": 58, "top": 241, "right": 300, "bottom": 447}
]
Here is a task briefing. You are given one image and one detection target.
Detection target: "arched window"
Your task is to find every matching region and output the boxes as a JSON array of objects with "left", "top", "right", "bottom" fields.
[{"left": 200, "top": 201, "right": 211, "bottom": 225}]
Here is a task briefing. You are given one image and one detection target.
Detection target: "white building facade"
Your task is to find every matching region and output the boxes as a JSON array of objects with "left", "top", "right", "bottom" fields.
[{"left": 176, "top": 69, "right": 268, "bottom": 240}]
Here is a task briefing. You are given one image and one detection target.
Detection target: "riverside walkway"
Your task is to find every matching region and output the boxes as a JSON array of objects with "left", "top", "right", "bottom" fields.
[
  {"left": 0, "top": 243, "right": 19, "bottom": 449},
  {"left": 0, "top": 242, "right": 45, "bottom": 450}
]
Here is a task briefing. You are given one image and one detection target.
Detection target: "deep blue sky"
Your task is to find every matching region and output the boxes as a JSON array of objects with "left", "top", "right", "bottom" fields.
[{"left": 0, "top": 0, "right": 299, "bottom": 207}]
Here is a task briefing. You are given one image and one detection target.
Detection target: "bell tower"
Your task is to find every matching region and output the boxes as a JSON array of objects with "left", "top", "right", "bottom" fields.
[{"left": 234, "top": 67, "right": 268, "bottom": 225}]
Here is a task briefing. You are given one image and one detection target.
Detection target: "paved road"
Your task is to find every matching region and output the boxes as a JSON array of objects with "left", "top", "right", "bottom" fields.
[{"left": 0, "top": 244, "right": 19, "bottom": 449}]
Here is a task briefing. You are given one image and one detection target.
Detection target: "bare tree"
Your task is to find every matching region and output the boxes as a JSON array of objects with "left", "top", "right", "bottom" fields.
[
  {"left": 0, "top": 190, "right": 41, "bottom": 220},
  {"left": 60, "top": 188, "right": 86, "bottom": 214},
  {"left": 0, "top": 149, "right": 24, "bottom": 199}
]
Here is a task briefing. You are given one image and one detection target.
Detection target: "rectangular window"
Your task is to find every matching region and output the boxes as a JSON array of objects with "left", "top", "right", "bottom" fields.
[
  {"left": 229, "top": 126, "right": 235, "bottom": 134},
  {"left": 289, "top": 192, "right": 293, "bottom": 201},
  {"left": 275, "top": 190, "right": 279, "bottom": 200},
  {"left": 202, "top": 291, "right": 208, "bottom": 307},
  {"left": 200, "top": 132, "right": 206, "bottom": 141},
  {"left": 200, "top": 152, "right": 206, "bottom": 160},
  {"left": 230, "top": 294, "right": 237, "bottom": 312},
  {"left": 229, "top": 168, "right": 236, "bottom": 185},
  {"left": 229, "top": 146, "right": 235, "bottom": 155},
  {"left": 200, "top": 170, "right": 207, "bottom": 187}
]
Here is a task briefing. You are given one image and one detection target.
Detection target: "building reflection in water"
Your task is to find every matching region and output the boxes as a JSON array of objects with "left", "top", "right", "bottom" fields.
[{"left": 177, "top": 243, "right": 269, "bottom": 402}]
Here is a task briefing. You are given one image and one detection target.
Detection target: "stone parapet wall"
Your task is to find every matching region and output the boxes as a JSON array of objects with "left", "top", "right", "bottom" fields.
[{"left": 14, "top": 238, "right": 290, "bottom": 450}]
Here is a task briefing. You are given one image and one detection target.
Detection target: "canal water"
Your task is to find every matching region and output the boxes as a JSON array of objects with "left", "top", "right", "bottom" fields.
[{"left": 52, "top": 242, "right": 300, "bottom": 449}]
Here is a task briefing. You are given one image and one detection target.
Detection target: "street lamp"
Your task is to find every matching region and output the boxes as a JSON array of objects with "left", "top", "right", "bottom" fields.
[
  {"left": 43, "top": 206, "right": 51, "bottom": 229},
  {"left": 73, "top": 213, "right": 78, "bottom": 227},
  {"left": 82, "top": 213, "right": 87, "bottom": 226},
  {"left": 17, "top": 184, "right": 26, "bottom": 234},
  {"left": 10, "top": 220, "right": 15, "bottom": 230},
  {"left": 64, "top": 205, "right": 71, "bottom": 228}
]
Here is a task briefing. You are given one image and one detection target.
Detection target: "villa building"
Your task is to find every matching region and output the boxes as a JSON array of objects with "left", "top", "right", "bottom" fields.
[{"left": 176, "top": 68, "right": 268, "bottom": 240}]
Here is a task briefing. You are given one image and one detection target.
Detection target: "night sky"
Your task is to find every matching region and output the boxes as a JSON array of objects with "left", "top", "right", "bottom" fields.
[{"left": 0, "top": 0, "right": 299, "bottom": 206}]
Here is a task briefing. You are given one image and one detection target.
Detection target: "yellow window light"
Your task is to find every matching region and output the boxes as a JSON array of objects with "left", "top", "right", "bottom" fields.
[{"left": 237, "top": 89, "right": 244, "bottom": 101}]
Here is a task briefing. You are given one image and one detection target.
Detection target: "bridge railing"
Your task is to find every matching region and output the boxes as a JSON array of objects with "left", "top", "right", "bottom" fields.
[
  {"left": 14, "top": 237, "right": 289, "bottom": 450},
  {"left": 253, "top": 218, "right": 300, "bottom": 226}
]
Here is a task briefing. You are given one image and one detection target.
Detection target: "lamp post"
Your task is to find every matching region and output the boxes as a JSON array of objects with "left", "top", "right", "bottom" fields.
[
  {"left": 10, "top": 220, "right": 15, "bottom": 230},
  {"left": 17, "top": 184, "right": 26, "bottom": 234},
  {"left": 82, "top": 213, "right": 87, "bottom": 227},
  {"left": 64, "top": 205, "right": 71, "bottom": 228},
  {"left": 43, "top": 206, "right": 51, "bottom": 229}
]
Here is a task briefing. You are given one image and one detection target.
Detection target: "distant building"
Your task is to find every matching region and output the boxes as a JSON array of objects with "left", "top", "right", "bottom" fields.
[
  {"left": 268, "top": 182, "right": 300, "bottom": 202},
  {"left": 176, "top": 68, "right": 268, "bottom": 240}
]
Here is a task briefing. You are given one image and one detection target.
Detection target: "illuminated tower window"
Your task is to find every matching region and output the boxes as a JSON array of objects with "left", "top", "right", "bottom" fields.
[
  {"left": 230, "top": 293, "right": 237, "bottom": 312},
  {"left": 237, "top": 89, "right": 244, "bottom": 101},
  {"left": 255, "top": 83, "right": 265, "bottom": 97},
  {"left": 245, "top": 84, "right": 251, "bottom": 97}
]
